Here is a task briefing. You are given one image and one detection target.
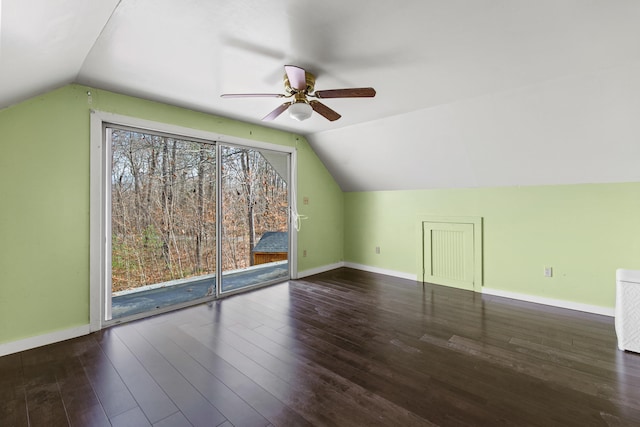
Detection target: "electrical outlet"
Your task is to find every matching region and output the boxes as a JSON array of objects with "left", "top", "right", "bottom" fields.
[
  {"left": 375, "top": 246, "right": 380, "bottom": 254},
  {"left": 303, "top": 196, "right": 309, "bottom": 205},
  {"left": 303, "top": 249, "right": 307, "bottom": 257},
  {"left": 544, "top": 267, "right": 553, "bottom": 277}
]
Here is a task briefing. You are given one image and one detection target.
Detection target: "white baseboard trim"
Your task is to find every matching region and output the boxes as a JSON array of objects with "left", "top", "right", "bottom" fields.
[
  {"left": 0, "top": 324, "right": 91, "bottom": 357},
  {"left": 482, "top": 287, "right": 614, "bottom": 317},
  {"left": 343, "top": 262, "right": 418, "bottom": 281},
  {"left": 297, "top": 262, "right": 346, "bottom": 278}
]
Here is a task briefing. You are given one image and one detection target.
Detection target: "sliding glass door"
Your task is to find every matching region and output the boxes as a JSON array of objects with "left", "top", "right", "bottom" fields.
[{"left": 103, "top": 124, "right": 292, "bottom": 322}]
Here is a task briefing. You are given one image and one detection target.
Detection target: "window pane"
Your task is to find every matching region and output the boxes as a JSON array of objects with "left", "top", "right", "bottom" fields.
[
  {"left": 220, "top": 145, "right": 289, "bottom": 292},
  {"left": 110, "top": 129, "right": 216, "bottom": 318}
]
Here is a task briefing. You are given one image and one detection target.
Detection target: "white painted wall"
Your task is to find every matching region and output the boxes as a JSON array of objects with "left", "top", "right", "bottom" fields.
[{"left": 310, "top": 61, "right": 640, "bottom": 191}]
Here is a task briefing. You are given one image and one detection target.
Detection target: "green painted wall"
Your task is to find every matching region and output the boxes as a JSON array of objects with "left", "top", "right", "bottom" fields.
[
  {"left": 0, "top": 84, "right": 343, "bottom": 344},
  {"left": 344, "top": 184, "right": 640, "bottom": 309},
  {"left": 3, "top": 83, "right": 639, "bottom": 346}
]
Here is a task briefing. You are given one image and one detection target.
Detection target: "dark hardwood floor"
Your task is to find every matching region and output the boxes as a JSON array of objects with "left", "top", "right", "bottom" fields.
[{"left": 2, "top": 267, "right": 640, "bottom": 426}]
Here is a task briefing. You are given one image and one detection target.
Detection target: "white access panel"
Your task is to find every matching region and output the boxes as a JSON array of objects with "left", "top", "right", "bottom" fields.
[
  {"left": 615, "top": 269, "right": 640, "bottom": 353},
  {"left": 423, "top": 222, "right": 474, "bottom": 291}
]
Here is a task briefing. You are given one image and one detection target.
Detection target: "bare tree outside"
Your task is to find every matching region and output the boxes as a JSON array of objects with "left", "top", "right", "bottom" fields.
[{"left": 110, "top": 129, "right": 288, "bottom": 293}]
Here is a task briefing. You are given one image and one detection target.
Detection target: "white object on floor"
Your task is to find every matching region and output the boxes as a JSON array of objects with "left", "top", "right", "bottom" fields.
[{"left": 615, "top": 268, "right": 640, "bottom": 353}]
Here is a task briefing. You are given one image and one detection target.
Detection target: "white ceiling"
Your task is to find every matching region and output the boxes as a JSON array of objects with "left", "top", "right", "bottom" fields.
[{"left": 3, "top": 0, "right": 640, "bottom": 191}]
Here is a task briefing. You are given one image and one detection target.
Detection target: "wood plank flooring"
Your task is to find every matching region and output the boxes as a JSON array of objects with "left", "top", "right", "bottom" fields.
[{"left": 2, "top": 267, "right": 640, "bottom": 426}]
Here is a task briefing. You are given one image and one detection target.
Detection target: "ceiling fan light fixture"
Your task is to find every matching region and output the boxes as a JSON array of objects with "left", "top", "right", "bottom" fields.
[{"left": 289, "top": 101, "right": 313, "bottom": 121}]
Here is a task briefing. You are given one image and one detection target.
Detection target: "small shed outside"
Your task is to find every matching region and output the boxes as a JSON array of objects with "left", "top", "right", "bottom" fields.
[{"left": 252, "top": 231, "right": 288, "bottom": 265}]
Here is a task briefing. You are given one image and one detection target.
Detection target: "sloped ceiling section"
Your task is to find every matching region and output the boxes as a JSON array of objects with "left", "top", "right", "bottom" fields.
[
  {"left": 312, "top": 64, "right": 640, "bottom": 191},
  {"left": 0, "top": 0, "right": 120, "bottom": 106},
  {"left": 2, "top": 0, "right": 640, "bottom": 191}
]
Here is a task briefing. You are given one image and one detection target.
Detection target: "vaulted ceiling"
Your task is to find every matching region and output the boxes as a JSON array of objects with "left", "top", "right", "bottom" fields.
[{"left": 3, "top": 0, "right": 640, "bottom": 191}]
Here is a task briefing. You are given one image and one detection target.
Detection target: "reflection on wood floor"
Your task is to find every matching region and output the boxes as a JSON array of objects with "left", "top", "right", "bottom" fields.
[{"left": 2, "top": 267, "right": 640, "bottom": 426}]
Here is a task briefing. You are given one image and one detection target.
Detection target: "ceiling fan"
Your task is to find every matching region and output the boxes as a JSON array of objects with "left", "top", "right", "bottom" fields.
[{"left": 221, "top": 65, "right": 376, "bottom": 122}]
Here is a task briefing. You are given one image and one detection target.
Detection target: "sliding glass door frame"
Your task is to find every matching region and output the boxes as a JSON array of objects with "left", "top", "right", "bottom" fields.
[{"left": 90, "top": 110, "right": 297, "bottom": 330}]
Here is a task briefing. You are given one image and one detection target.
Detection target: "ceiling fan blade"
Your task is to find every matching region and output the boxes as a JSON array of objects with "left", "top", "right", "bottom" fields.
[
  {"left": 314, "top": 87, "right": 376, "bottom": 98},
  {"left": 262, "top": 102, "right": 291, "bottom": 121},
  {"left": 310, "top": 100, "right": 341, "bottom": 121},
  {"left": 285, "top": 65, "right": 307, "bottom": 91},
  {"left": 221, "top": 93, "right": 285, "bottom": 98}
]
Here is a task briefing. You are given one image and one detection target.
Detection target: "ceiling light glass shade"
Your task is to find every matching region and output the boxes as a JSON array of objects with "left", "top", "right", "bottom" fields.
[{"left": 289, "top": 102, "right": 313, "bottom": 121}]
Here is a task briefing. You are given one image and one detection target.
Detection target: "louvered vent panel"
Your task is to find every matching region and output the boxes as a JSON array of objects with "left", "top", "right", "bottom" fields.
[{"left": 430, "top": 229, "right": 466, "bottom": 280}]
